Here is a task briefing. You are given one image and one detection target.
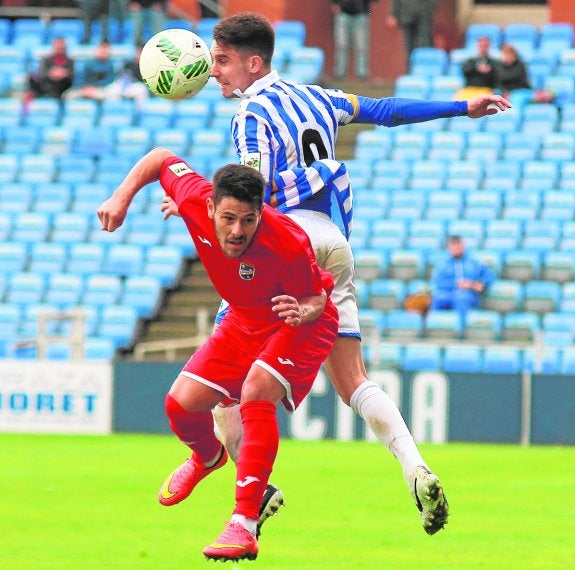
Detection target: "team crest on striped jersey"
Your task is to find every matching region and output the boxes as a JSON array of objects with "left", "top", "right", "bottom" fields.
[{"left": 239, "top": 263, "right": 255, "bottom": 280}]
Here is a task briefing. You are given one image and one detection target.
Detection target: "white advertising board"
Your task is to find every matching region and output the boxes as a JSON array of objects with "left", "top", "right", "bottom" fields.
[{"left": 0, "top": 361, "right": 113, "bottom": 434}]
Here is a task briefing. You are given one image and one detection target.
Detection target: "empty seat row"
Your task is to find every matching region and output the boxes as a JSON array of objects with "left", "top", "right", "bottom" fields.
[{"left": 364, "top": 341, "right": 575, "bottom": 375}]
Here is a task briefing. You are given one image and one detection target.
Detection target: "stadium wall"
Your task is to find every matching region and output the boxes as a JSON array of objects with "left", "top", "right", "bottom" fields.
[{"left": 1, "top": 361, "right": 573, "bottom": 444}]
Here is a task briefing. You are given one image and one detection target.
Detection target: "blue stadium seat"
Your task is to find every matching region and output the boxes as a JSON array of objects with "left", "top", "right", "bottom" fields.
[
  {"left": 354, "top": 249, "right": 387, "bottom": 281},
  {"left": 19, "top": 302, "right": 61, "bottom": 337},
  {"left": 23, "top": 98, "right": 61, "bottom": 128},
  {"left": 540, "top": 191, "right": 575, "bottom": 222},
  {"left": 371, "top": 158, "right": 409, "bottom": 190},
  {"left": 445, "top": 160, "right": 483, "bottom": 192},
  {"left": 406, "top": 219, "right": 445, "bottom": 251},
  {"left": 28, "top": 242, "right": 67, "bottom": 276},
  {"left": 483, "top": 219, "right": 521, "bottom": 250},
  {"left": 501, "top": 131, "right": 540, "bottom": 162},
  {"left": 410, "top": 160, "right": 445, "bottom": 190},
  {"left": 424, "top": 310, "right": 461, "bottom": 339},
  {"left": 19, "top": 154, "right": 57, "bottom": 184},
  {"left": 355, "top": 129, "right": 393, "bottom": 160},
  {"left": 47, "top": 18, "right": 84, "bottom": 44},
  {"left": 428, "top": 74, "right": 463, "bottom": 101},
  {"left": 189, "top": 128, "right": 227, "bottom": 158},
  {"left": 57, "top": 155, "right": 96, "bottom": 184},
  {"left": 66, "top": 242, "right": 105, "bottom": 275},
  {"left": 82, "top": 274, "right": 123, "bottom": 307},
  {"left": 501, "top": 311, "right": 540, "bottom": 342},
  {"left": 173, "top": 97, "right": 212, "bottom": 130},
  {"left": 369, "top": 219, "right": 407, "bottom": 250},
  {"left": 427, "top": 131, "right": 465, "bottom": 161},
  {"left": 384, "top": 310, "right": 423, "bottom": 340},
  {"left": 144, "top": 245, "right": 185, "bottom": 288},
  {"left": 523, "top": 347, "right": 561, "bottom": 374},
  {"left": 521, "top": 160, "right": 559, "bottom": 191},
  {"left": 367, "top": 278, "right": 405, "bottom": 311},
  {"left": 538, "top": 23, "right": 574, "bottom": 56},
  {"left": 96, "top": 305, "right": 139, "bottom": 348},
  {"left": 465, "top": 132, "right": 503, "bottom": 162},
  {"left": 51, "top": 212, "right": 91, "bottom": 243},
  {"left": 406, "top": 52, "right": 443, "bottom": 79},
  {"left": 11, "top": 212, "right": 50, "bottom": 243},
  {"left": 284, "top": 47, "right": 325, "bottom": 83},
  {"left": 3, "top": 126, "right": 39, "bottom": 154},
  {"left": 522, "top": 219, "right": 560, "bottom": 251},
  {"left": 560, "top": 347, "right": 575, "bottom": 374},
  {"left": 426, "top": 191, "right": 462, "bottom": 221},
  {"left": 465, "top": 191, "right": 501, "bottom": 222},
  {"left": 482, "top": 347, "right": 522, "bottom": 374},
  {"left": 502, "top": 23, "right": 538, "bottom": 56},
  {"left": 103, "top": 244, "right": 145, "bottom": 277},
  {"left": 0, "top": 182, "right": 34, "bottom": 213},
  {"left": 32, "top": 183, "right": 73, "bottom": 214},
  {"left": 358, "top": 308, "right": 386, "bottom": 338},
  {"left": 523, "top": 281, "right": 562, "bottom": 314},
  {"left": 98, "top": 99, "right": 136, "bottom": 127},
  {"left": 446, "top": 219, "right": 484, "bottom": 249},
  {"left": 153, "top": 129, "right": 190, "bottom": 155},
  {"left": 483, "top": 280, "right": 523, "bottom": 313},
  {"left": 541, "top": 312, "right": 575, "bottom": 347},
  {"left": 124, "top": 213, "right": 166, "bottom": 248},
  {"left": 121, "top": 275, "right": 163, "bottom": 318},
  {"left": 12, "top": 18, "right": 47, "bottom": 47},
  {"left": 73, "top": 127, "right": 117, "bottom": 157},
  {"left": 84, "top": 337, "right": 116, "bottom": 360},
  {"left": 542, "top": 75, "right": 575, "bottom": 106},
  {"left": 501, "top": 250, "right": 540, "bottom": 282},
  {"left": 541, "top": 251, "right": 575, "bottom": 283},
  {"left": 465, "top": 23, "right": 502, "bottom": 49},
  {"left": 0, "top": 302, "right": 22, "bottom": 339},
  {"left": 483, "top": 160, "right": 520, "bottom": 191},
  {"left": 443, "top": 345, "right": 482, "bottom": 373},
  {"left": 44, "top": 273, "right": 84, "bottom": 308},
  {"left": 390, "top": 131, "right": 428, "bottom": 161},
  {"left": 462, "top": 310, "right": 501, "bottom": 341},
  {"left": 473, "top": 249, "right": 503, "bottom": 276},
  {"left": 162, "top": 216, "right": 197, "bottom": 257},
  {"left": 0, "top": 97, "right": 23, "bottom": 127},
  {"left": 0, "top": 241, "right": 28, "bottom": 274},
  {"left": 540, "top": 132, "right": 575, "bottom": 162},
  {"left": 402, "top": 344, "right": 442, "bottom": 371},
  {"left": 138, "top": 98, "right": 176, "bottom": 129},
  {"left": 115, "top": 127, "right": 152, "bottom": 156},
  {"left": 5, "top": 272, "right": 46, "bottom": 305},
  {"left": 386, "top": 249, "right": 424, "bottom": 281},
  {"left": 61, "top": 98, "right": 100, "bottom": 128}
]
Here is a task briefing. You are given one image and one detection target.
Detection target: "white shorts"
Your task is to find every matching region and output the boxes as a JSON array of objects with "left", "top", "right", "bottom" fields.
[{"left": 287, "top": 209, "right": 360, "bottom": 338}]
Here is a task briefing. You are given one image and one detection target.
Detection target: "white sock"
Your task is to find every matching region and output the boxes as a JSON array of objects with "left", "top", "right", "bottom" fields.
[
  {"left": 231, "top": 514, "right": 257, "bottom": 536},
  {"left": 350, "top": 381, "right": 427, "bottom": 480}
]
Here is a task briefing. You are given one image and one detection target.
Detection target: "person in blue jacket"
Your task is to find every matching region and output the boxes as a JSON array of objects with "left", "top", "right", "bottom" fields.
[{"left": 431, "top": 235, "right": 495, "bottom": 319}]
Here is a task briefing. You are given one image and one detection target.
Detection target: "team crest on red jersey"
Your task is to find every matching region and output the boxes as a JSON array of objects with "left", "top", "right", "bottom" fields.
[{"left": 239, "top": 263, "right": 255, "bottom": 280}]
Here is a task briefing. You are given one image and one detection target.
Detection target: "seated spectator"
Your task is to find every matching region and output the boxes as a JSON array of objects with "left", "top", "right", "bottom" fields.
[
  {"left": 25, "top": 37, "right": 75, "bottom": 103},
  {"left": 461, "top": 36, "right": 498, "bottom": 92},
  {"left": 64, "top": 41, "right": 115, "bottom": 100},
  {"left": 430, "top": 235, "right": 494, "bottom": 323},
  {"left": 496, "top": 44, "right": 531, "bottom": 95},
  {"left": 102, "top": 44, "right": 149, "bottom": 106}
]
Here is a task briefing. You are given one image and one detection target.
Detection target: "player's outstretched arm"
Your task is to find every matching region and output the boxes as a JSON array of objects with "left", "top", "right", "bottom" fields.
[
  {"left": 98, "top": 147, "right": 175, "bottom": 231},
  {"left": 467, "top": 94, "right": 512, "bottom": 118},
  {"left": 271, "top": 291, "right": 327, "bottom": 327}
]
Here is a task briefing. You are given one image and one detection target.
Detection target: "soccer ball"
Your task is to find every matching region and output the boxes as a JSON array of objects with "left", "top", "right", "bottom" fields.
[{"left": 139, "top": 29, "right": 212, "bottom": 100}]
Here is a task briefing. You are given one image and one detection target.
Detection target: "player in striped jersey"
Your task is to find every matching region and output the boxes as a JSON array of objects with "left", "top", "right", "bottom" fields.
[{"left": 162, "top": 12, "right": 511, "bottom": 537}]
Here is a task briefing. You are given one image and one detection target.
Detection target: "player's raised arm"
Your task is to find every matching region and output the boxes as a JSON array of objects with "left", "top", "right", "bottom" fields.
[{"left": 98, "top": 147, "right": 175, "bottom": 231}]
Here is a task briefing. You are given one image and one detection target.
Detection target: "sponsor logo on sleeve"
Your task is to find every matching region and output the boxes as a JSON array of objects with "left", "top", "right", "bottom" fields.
[
  {"left": 242, "top": 152, "right": 262, "bottom": 172},
  {"left": 169, "top": 162, "right": 193, "bottom": 176}
]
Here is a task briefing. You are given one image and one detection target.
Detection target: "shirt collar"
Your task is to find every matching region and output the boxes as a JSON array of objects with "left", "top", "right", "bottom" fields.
[{"left": 233, "top": 70, "right": 280, "bottom": 99}]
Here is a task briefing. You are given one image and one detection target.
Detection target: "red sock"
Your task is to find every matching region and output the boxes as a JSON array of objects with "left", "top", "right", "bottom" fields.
[
  {"left": 165, "top": 394, "right": 222, "bottom": 463},
  {"left": 233, "top": 400, "right": 278, "bottom": 520}
]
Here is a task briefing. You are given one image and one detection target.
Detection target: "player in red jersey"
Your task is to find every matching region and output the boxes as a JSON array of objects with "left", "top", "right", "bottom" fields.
[{"left": 97, "top": 147, "right": 338, "bottom": 562}]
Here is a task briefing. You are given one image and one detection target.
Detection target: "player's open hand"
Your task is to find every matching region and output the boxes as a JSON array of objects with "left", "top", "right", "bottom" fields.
[
  {"left": 271, "top": 295, "right": 303, "bottom": 326},
  {"left": 467, "top": 94, "right": 512, "bottom": 118},
  {"left": 161, "top": 196, "right": 181, "bottom": 220}
]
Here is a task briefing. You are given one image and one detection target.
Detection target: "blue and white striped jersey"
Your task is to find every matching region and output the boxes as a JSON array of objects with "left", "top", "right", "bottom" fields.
[{"left": 230, "top": 70, "right": 468, "bottom": 238}]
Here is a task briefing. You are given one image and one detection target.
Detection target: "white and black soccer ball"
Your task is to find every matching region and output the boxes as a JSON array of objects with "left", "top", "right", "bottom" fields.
[{"left": 139, "top": 29, "right": 212, "bottom": 100}]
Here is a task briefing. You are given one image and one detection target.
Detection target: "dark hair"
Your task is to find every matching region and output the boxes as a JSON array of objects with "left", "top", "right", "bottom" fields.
[
  {"left": 212, "top": 164, "right": 265, "bottom": 210},
  {"left": 213, "top": 12, "right": 275, "bottom": 67},
  {"left": 448, "top": 235, "right": 463, "bottom": 243}
]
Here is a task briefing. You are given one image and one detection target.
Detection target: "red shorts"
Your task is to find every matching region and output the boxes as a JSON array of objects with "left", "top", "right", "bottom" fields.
[{"left": 181, "top": 301, "right": 338, "bottom": 411}]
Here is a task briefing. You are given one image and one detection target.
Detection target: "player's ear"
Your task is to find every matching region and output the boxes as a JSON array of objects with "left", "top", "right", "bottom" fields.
[
  {"left": 207, "top": 197, "right": 215, "bottom": 219},
  {"left": 248, "top": 54, "right": 264, "bottom": 74}
]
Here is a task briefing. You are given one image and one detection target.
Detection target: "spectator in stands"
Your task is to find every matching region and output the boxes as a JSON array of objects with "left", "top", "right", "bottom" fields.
[
  {"left": 25, "top": 37, "right": 74, "bottom": 104},
  {"left": 331, "top": 0, "right": 378, "bottom": 82},
  {"left": 496, "top": 43, "right": 531, "bottom": 96},
  {"left": 430, "top": 235, "right": 494, "bottom": 323},
  {"left": 64, "top": 41, "right": 115, "bottom": 100},
  {"left": 102, "top": 44, "right": 149, "bottom": 105},
  {"left": 129, "top": 0, "right": 168, "bottom": 46},
  {"left": 385, "top": 0, "right": 437, "bottom": 62},
  {"left": 80, "top": 0, "right": 110, "bottom": 44},
  {"left": 462, "top": 36, "right": 498, "bottom": 91}
]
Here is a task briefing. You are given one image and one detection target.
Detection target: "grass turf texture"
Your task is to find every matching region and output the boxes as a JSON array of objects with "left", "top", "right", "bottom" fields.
[{"left": 2, "top": 434, "right": 573, "bottom": 570}]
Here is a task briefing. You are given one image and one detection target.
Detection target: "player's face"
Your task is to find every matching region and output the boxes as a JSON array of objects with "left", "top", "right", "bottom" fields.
[
  {"left": 207, "top": 196, "right": 261, "bottom": 258},
  {"left": 210, "top": 42, "right": 256, "bottom": 98}
]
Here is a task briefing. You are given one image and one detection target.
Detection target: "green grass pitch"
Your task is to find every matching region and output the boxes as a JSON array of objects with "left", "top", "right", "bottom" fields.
[{"left": 2, "top": 433, "right": 573, "bottom": 570}]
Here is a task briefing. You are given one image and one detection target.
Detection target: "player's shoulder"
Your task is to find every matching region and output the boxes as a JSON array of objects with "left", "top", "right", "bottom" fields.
[{"left": 261, "top": 206, "right": 310, "bottom": 253}]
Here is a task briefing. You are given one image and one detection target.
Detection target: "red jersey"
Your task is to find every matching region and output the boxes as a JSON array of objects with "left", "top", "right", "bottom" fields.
[{"left": 160, "top": 157, "right": 334, "bottom": 325}]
